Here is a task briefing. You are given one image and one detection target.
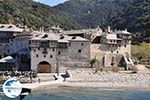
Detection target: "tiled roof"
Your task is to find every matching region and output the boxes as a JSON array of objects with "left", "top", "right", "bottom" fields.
[
  {"left": 64, "top": 28, "right": 99, "bottom": 35},
  {"left": 31, "top": 31, "right": 89, "bottom": 42},
  {"left": 0, "top": 24, "right": 23, "bottom": 32}
]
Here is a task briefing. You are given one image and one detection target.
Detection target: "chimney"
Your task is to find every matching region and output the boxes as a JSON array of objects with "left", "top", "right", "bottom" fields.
[
  {"left": 108, "top": 26, "right": 111, "bottom": 33},
  {"left": 41, "top": 27, "right": 44, "bottom": 32}
]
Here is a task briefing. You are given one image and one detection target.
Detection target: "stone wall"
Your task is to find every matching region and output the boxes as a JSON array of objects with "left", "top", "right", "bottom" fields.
[{"left": 90, "top": 44, "right": 129, "bottom": 67}]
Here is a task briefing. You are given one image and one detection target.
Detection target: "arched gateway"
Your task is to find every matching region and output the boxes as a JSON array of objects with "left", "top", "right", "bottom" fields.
[{"left": 37, "top": 61, "right": 52, "bottom": 73}]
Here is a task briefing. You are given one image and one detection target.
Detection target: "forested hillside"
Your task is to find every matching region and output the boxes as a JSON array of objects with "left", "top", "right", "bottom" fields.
[
  {"left": 0, "top": 0, "right": 79, "bottom": 30},
  {"left": 56, "top": 0, "right": 150, "bottom": 43},
  {"left": 110, "top": 0, "right": 150, "bottom": 43},
  {"left": 55, "top": 0, "right": 130, "bottom": 28}
]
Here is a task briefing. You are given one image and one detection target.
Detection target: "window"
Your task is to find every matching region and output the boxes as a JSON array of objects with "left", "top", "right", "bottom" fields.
[
  {"left": 8, "top": 26, "right": 12, "bottom": 28},
  {"left": 81, "top": 43, "right": 84, "bottom": 46},
  {"left": 111, "top": 50, "right": 113, "bottom": 53},
  {"left": 50, "top": 55, "right": 53, "bottom": 58},
  {"left": 68, "top": 43, "right": 71, "bottom": 46},
  {"left": 34, "top": 49, "right": 36, "bottom": 52},
  {"left": 36, "top": 54, "right": 38, "bottom": 58},
  {"left": 124, "top": 45, "right": 127, "bottom": 48},
  {"left": 44, "top": 55, "right": 46, "bottom": 58},
  {"left": 38, "top": 48, "right": 40, "bottom": 50},
  {"left": 117, "top": 51, "right": 119, "bottom": 53},
  {"left": 29, "top": 41, "right": 31, "bottom": 45},
  {"left": 58, "top": 51, "right": 61, "bottom": 55},
  {"left": 78, "top": 49, "right": 81, "bottom": 53},
  {"left": 52, "top": 48, "right": 55, "bottom": 52}
]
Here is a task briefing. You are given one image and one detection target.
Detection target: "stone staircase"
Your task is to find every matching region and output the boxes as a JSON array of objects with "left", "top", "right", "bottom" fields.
[{"left": 123, "top": 55, "right": 134, "bottom": 70}]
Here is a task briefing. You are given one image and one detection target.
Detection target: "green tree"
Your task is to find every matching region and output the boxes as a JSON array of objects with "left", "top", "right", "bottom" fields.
[{"left": 90, "top": 57, "right": 99, "bottom": 68}]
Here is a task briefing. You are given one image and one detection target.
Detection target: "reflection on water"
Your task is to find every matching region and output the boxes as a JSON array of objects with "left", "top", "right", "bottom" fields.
[
  {"left": 1, "top": 87, "right": 150, "bottom": 100},
  {"left": 24, "top": 87, "right": 150, "bottom": 100},
  {"left": 0, "top": 94, "right": 20, "bottom": 100}
]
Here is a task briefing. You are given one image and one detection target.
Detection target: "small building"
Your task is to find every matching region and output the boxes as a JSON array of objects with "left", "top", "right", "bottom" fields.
[
  {"left": 0, "top": 24, "right": 30, "bottom": 70},
  {"left": 30, "top": 31, "right": 90, "bottom": 73},
  {"left": 0, "top": 56, "right": 16, "bottom": 71},
  {"left": 0, "top": 24, "right": 30, "bottom": 58},
  {"left": 63, "top": 26, "right": 134, "bottom": 70},
  {"left": 91, "top": 29, "right": 134, "bottom": 70},
  {"left": 64, "top": 26, "right": 103, "bottom": 41}
]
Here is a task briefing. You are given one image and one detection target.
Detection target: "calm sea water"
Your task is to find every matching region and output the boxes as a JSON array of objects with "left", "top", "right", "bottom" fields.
[{"left": 1, "top": 87, "right": 150, "bottom": 100}]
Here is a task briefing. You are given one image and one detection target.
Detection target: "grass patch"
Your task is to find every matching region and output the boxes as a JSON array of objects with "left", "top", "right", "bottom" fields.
[{"left": 132, "top": 42, "right": 150, "bottom": 65}]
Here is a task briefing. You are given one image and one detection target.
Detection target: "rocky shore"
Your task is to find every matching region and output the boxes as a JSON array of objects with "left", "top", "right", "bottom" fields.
[
  {"left": 21, "top": 66, "right": 150, "bottom": 92},
  {"left": 64, "top": 68, "right": 150, "bottom": 89}
]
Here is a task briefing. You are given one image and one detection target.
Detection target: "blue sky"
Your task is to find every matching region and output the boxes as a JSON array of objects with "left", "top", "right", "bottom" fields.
[{"left": 33, "top": 0, "right": 69, "bottom": 6}]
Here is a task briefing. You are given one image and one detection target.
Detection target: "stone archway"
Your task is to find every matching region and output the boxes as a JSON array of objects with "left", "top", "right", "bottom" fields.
[{"left": 38, "top": 61, "right": 52, "bottom": 73}]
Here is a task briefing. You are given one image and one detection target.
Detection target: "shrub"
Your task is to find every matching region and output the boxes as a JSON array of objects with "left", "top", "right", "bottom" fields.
[{"left": 90, "top": 57, "right": 99, "bottom": 68}]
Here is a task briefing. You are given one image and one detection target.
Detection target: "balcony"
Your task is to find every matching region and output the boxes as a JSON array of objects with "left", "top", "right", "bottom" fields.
[
  {"left": 58, "top": 43, "right": 68, "bottom": 48},
  {"left": 49, "top": 43, "right": 57, "bottom": 48},
  {"left": 0, "top": 38, "right": 9, "bottom": 43},
  {"left": 39, "top": 42, "right": 49, "bottom": 48}
]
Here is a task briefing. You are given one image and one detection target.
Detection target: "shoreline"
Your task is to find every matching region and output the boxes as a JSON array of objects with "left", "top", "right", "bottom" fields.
[
  {"left": 22, "top": 67, "right": 150, "bottom": 93},
  {"left": 61, "top": 82, "right": 150, "bottom": 90},
  {"left": 27, "top": 81, "right": 150, "bottom": 93}
]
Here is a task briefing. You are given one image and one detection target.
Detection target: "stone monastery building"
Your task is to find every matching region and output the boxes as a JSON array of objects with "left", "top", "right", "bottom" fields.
[
  {"left": 30, "top": 26, "right": 134, "bottom": 73},
  {"left": 30, "top": 31, "right": 90, "bottom": 73}
]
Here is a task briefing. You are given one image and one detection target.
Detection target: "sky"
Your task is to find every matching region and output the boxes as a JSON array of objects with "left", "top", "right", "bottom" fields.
[{"left": 33, "top": 0, "right": 69, "bottom": 6}]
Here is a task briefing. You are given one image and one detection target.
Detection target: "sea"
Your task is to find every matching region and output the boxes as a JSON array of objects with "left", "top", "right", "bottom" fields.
[{"left": 0, "top": 87, "right": 150, "bottom": 100}]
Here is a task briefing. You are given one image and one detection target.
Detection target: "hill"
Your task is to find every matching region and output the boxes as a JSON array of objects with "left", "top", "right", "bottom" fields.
[
  {"left": 0, "top": 0, "right": 79, "bottom": 30},
  {"left": 55, "top": 0, "right": 130, "bottom": 28},
  {"left": 55, "top": 0, "right": 150, "bottom": 43},
  {"left": 110, "top": 0, "right": 150, "bottom": 43}
]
